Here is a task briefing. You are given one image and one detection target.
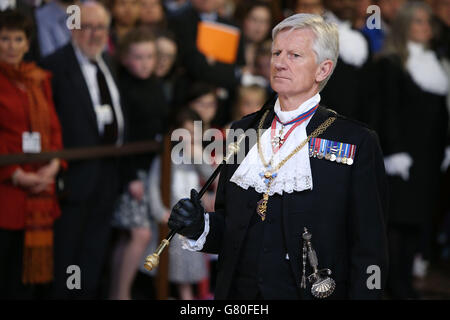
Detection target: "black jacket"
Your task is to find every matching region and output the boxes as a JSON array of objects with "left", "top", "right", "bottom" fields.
[
  {"left": 40, "top": 43, "right": 124, "bottom": 203},
  {"left": 117, "top": 67, "right": 169, "bottom": 185},
  {"left": 201, "top": 99, "right": 389, "bottom": 299}
]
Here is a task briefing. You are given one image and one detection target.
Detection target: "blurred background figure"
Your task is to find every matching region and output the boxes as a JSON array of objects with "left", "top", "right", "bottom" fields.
[
  {"left": 321, "top": 0, "right": 370, "bottom": 122},
  {"left": 0, "top": 9, "right": 64, "bottom": 299},
  {"left": 236, "top": 0, "right": 272, "bottom": 74},
  {"left": 363, "top": 0, "right": 406, "bottom": 54},
  {"left": 139, "top": 0, "right": 167, "bottom": 30},
  {"left": 374, "top": 1, "right": 448, "bottom": 299},
  {"left": 216, "top": 0, "right": 235, "bottom": 20},
  {"left": 109, "top": 27, "right": 169, "bottom": 300},
  {"left": 106, "top": 0, "right": 140, "bottom": 55},
  {"left": 35, "top": 0, "right": 78, "bottom": 58},
  {"left": 41, "top": 1, "right": 125, "bottom": 299},
  {"left": 154, "top": 29, "right": 179, "bottom": 108},
  {"left": 253, "top": 39, "right": 272, "bottom": 94},
  {"left": 430, "top": 0, "right": 450, "bottom": 61},
  {"left": 293, "top": 0, "right": 324, "bottom": 15},
  {"left": 429, "top": 0, "right": 450, "bottom": 281},
  {"left": 1, "top": 0, "right": 42, "bottom": 62},
  {"left": 376, "top": 0, "right": 407, "bottom": 31},
  {"left": 231, "top": 84, "right": 267, "bottom": 123},
  {"left": 148, "top": 108, "right": 213, "bottom": 300},
  {"left": 164, "top": 0, "right": 189, "bottom": 15},
  {"left": 353, "top": 0, "right": 384, "bottom": 55},
  {"left": 186, "top": 82, "right": 219, "bottom": 131},
  {"left": 168, "top": 0, "right": 246, "bottom": 126}
]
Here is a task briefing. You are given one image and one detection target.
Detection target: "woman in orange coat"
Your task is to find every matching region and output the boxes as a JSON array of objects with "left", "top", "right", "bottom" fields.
[{"left": 0, "top": 10, "right": 65, "bottom": 299}]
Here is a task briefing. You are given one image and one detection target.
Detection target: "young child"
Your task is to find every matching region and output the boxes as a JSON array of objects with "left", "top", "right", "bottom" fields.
[
  {"left": 107, "top": 0, "right": 141, "bottom": 55},
  {"left": 109, "top": 27, "right": 169, "bottom": 300},
  {"left": 154, "top": 30, "right": 179, "bottom": 106},
  {"left": 232, "top": 84, "right": 267, "bottom": 122},
  {"left": 147, "top": 109, "right": 214, "bottom": 300},
  {"left": 186, "top": 82, "right": 219, "bottom": 131}
]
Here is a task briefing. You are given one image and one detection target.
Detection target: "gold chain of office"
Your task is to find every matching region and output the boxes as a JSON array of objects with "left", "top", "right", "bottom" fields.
[
  {"left": 255, "top": 109, "right": 336, "bottom": 220},
  {"left": 257, "top": 110, "right": 337, "bottom": 172}
]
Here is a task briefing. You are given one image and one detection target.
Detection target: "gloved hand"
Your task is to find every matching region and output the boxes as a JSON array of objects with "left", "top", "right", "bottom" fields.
[
  {"left": 384, "top": 152, "right": 413, "bottom": 181},
  {"left": 441, "top": 146, "right": 450, "bottom": 172},
  {"left": 168, "top": 189, "right": 205, "bottom": 240}
]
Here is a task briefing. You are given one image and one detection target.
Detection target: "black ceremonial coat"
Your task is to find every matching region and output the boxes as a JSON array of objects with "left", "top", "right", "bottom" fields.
[{"left": 201, "top": 99, "right": 389, "bottom": 300}]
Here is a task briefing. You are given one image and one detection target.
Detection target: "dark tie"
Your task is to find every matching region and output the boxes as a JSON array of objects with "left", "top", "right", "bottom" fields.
[{"left": 91, "top": 60, "right": 118, "bottom": 144}]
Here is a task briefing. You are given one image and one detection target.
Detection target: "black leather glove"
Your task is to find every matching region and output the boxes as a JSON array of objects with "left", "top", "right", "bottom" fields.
[{"left": 168, "top": 189, "right": 205, "bottom": 240}]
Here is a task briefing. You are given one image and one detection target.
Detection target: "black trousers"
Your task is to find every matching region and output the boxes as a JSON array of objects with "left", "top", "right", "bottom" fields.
[
  {"left": 0, "top": 229, "right": 51, "bottom": 299},
  {"left": 52, "top": 160, "right": 119, "bottom": 299}
]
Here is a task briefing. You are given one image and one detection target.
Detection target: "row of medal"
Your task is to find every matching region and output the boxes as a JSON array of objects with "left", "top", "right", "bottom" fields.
[{"left": 308, "top": 137, "right": 356, "bottom": 165}]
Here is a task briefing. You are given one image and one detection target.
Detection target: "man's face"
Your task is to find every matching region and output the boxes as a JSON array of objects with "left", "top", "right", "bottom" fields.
[
  {"left": 270, "top": 29, "right": 321, "bottom": 100},
  {"left": 295, "top": 0, "right": 324, "bottom": 15},
  {"left": 72, "top": 4, "right": 110, "bottom": 59},
  {"left": 324, "top": 0, "right": 356, "bottom": 21}
]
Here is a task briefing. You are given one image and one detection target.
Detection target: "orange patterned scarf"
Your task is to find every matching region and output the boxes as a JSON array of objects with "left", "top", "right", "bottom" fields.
[{"left": 0, "top": 61, "right": 56, "bottom": 284}]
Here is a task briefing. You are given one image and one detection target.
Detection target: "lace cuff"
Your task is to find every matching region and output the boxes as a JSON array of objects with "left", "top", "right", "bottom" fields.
[{"left": 181, "top": 213, "right": 210, "bottom": 251}]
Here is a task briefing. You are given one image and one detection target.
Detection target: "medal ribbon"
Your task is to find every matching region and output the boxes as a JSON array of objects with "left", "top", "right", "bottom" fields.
[{"left": 271, "top": 104, "right": 319, "bottom": 153}]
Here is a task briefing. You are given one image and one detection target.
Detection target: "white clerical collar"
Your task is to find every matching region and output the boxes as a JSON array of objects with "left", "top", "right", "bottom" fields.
[
  {"left": 406, "top": 41, "right": 448, "bottom": 96},
  {"left": 274, "top": 93, "right": 321, "bottom": 124}
]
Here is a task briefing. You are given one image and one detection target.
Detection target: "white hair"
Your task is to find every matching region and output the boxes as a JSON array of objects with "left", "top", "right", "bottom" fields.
[{"left": 272, "top": 13, "right": 339, "bottom": 91}]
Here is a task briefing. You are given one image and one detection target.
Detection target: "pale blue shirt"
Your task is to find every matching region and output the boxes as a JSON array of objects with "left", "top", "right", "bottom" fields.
[{"left": 35, "top": 1, "right": 71, "bottom": 57}]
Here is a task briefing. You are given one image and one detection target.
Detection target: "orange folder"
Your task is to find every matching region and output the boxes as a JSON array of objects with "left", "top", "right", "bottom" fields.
[{"left": 196, "top": 20, "right": 241, "bottom": 64}]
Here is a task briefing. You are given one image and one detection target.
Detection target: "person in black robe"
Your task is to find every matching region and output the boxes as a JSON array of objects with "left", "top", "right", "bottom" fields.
[
  {"left": 167, "top": 13, "right": 389, "bottom": 300},
  {"left": 320, "top": 0, "right": 370, "bottom": 122},
  {"left": 373, "top": 1, "right": 449, "bottom": 299}
]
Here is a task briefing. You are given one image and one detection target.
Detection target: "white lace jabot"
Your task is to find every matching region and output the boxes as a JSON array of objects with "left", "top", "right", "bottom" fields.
[{"left": 230, "top": 94, "right": 321, "bottom": 195}]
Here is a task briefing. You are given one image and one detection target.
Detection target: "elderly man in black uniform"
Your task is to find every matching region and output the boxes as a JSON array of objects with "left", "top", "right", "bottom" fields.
[{"left": 168, "top": 13, "right": 389, "bottom": 300}]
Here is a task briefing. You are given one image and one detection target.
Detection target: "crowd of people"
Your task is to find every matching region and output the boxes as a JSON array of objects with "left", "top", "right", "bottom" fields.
[{"left": 0, "top": 0, "right": 449, "bottom": 300}]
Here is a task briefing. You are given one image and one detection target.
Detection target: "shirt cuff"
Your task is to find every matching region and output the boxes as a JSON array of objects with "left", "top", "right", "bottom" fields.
[{"left": 181, "top": 213, "right": 210, "bottom": 251}]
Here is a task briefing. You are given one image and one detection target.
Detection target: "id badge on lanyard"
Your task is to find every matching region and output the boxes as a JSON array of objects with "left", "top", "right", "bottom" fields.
[{"left": 22, "top": 131, "right": 41, "bottom": 153}]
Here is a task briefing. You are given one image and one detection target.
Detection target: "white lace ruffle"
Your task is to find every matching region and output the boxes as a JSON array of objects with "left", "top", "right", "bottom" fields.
[
  {"left": 406, "top": 42, "right": 449, "bottom": 96},
  {"left": 182, "top": 213, "right": 210, "bottom": 251},
  {"left": 230, "top": 96, "right": 317, "bottom": 196}
]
